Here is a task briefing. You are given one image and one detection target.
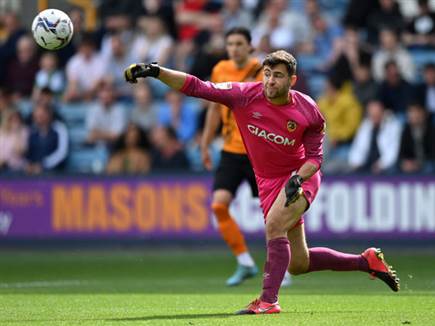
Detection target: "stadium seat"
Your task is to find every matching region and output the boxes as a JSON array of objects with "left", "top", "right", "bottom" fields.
[
  {"left": 410, "top": 49, "right": 435, "bottom": 82},
  {"left": 66, "top": 146, "right": 108, "bottom": 173},
  {"left": 69, "top": 126, "right": 88, "bottom": 148},
  {"left": 308, "top": 74, "right": 327, "bottom": 98},
  {"left": 58, "top": 102, "right": 88, "bottom": 126}
]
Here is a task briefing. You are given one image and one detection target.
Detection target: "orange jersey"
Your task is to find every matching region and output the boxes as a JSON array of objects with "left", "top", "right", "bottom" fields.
[{"left": 211, "top": 58, "right": 263, "bottom": 154}]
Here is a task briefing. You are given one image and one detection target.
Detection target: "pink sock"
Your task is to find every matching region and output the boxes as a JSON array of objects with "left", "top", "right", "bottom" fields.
[
  {"left": 308, "top": 247, "right": 369, "bottom": 272},
  {"left": 260, "top": 237, "right": 290, "bottom": 303}
]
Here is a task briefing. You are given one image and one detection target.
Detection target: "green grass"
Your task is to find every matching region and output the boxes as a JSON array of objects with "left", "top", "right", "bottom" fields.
[{"left": 0, "top": 248, "right": 434, "bottom": 325}]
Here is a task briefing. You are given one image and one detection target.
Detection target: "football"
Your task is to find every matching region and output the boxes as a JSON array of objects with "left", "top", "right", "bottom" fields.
[{"left": 31, "top": 9, "right": 73, "bottom": 50}]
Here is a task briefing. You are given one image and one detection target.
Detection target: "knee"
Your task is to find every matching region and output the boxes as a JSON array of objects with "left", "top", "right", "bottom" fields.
[
  {"left": 211, "top": 203, "right": 230, "bottom": 222},
  {"left": 265, "top": 218, "right": 287, "bottom": 239}
]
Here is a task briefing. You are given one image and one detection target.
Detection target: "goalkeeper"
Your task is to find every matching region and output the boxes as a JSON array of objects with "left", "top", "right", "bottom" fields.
[
  {"left": 201, "top": 27, "right": 292, "bottom": 287},
  {"left": 124, "top": 50, "right": 400, "bottom": 315}
]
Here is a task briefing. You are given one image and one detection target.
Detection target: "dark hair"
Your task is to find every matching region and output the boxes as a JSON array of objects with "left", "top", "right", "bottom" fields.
[
  {"left": 262, "top": 50, "right": 297, "bottom": 76},
  {"left": 384, "top": 59, "right": 398, "bottom": 70},
  {"left": 112, "top": 123, "right": 150, "bottom": 152},
  {"left": 225, "top": 27, "right": 251, "bottom": 44},
  {"left": 327, "top": 74, "right": 344, "bottom": 90},
  {"left": 80, "top": 32, "right": 96, "bottom": 47},
  {"left": 407, "top": 100, "right": 427, "bottom": 111},
  {"left": 424, "top": 62, "right": 435, "bottom": 70}
]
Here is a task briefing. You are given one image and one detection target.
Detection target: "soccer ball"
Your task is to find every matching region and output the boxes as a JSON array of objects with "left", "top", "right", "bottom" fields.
[{"left": 32, "top": 9, "right": 73, "bottom": 50}]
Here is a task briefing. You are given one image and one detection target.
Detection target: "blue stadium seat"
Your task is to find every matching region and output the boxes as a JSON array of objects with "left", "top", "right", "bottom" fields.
[
  {"left": 69, "top": 126, "right": 88, "bottom": 148},
  {"left": 297, "top": 55, "right": 324, "bottom": 73},
  {"left": 66, "top": 146, "right": 108, "bottom": 173},
  {"left": 58, "top": 102, "right": 88, "bottom": 126},
  {"left": 308, "top": 74, "right": 327, "bottom": 99},
  {"left": 409, "top": 49, "right": 435, "bottom": 83}
]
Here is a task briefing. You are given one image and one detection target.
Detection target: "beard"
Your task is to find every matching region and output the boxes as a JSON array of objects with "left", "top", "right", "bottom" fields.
[{"left": 265, "top": 84, "right": 288, "bottom": 99}]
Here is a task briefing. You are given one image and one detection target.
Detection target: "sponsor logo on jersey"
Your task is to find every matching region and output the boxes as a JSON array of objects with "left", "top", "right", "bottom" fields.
[
  {"left": 247, "top": 124, "right": 295, "bottom": 146},
  {"left": 287, "top": 120, "right": 297, "bottom": 132},
  {"left": 213, "top": 82, "right": 232, "bottom": 90}
]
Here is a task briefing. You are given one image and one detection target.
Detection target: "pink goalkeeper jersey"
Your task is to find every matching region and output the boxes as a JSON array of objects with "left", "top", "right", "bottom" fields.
[
  {"left": 181, "top": 75, "right": 324, "bottom": 217},
  {"left": 181, "top": 75, "right": 325, "bottom": 179}
]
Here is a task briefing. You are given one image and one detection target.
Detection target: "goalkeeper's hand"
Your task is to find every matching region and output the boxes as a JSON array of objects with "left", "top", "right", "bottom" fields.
[
  {"left": 284, "top": 175, "right": 304, "bottom": 207},
  {"left": 124, "top": 62, "right": 160, "bottom": 83}
]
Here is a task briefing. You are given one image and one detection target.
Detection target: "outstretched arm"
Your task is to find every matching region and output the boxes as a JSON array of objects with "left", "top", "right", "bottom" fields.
[
  {"left": 158, "top": 67, "right": 188, "bottom": 90},
  {"left": 124, "top": 63, "right": 245, "bottom": 108}
]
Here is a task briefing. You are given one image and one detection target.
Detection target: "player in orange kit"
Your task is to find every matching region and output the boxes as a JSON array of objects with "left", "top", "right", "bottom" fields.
[{"left": 201, "top": 27, "right": 290, "bottom": 286}]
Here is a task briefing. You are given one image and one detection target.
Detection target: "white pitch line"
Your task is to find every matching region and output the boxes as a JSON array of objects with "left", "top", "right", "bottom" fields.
[{"left": 0, "top": 280, "right": 89, "bottom": 288}]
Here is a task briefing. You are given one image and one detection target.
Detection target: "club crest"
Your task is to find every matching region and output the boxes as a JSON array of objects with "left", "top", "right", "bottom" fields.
[{"left": 287, "top": 120, "right": 297, "bottom": 132}]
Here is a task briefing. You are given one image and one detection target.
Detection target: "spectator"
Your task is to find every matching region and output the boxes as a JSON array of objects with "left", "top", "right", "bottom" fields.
[
  {"left": 0, "top": 110, "right": 28, "bottom": 172},
  {"left": 64, "top": 34, "right": 105, "bottom": 102},
  {"left": 318, "top": 76, "right": 362, "bottom": 173},
  {"left": 158, "top": 90, "right": 199, "bottom": 143},
  {"left": 220, "top": 0, "right": 253, "bottom": 30},
  {"left": 366, "top": 0, "right": 405, "bottom": 45},
  {"left": 149, "top": 125, "right": 189, "bottom": 170},
  {"left": 0, "top": 88, "right": 15, "bottom": 125},
  {"left": 56, "top": 6, "right": 86, "bottom": 67},
  {"left": 131, "top": 14, "right": 174, "bottom": 97},
  {"left": 173, "top": 0, "right": 212, "bottom": 71},
  {"left": 85, "top": 82, "right": 127, "bottom": 147},
  {"left": 342, "top": 0, "right": 379, "bottom": 29},
  {"left": 349, "top": 100, "right": 402, "bottom": 174},
  {"left": 326, "top": 26, "right": 372, "bottom": 85},
  {"left": 33, "top": 52, "right": 65, "bottom": 99},
  {"left": 106, "top": 123, "right": 151, "bottom": 174},
  {"left": 352, "top": 63, "right": 379, "bottom": 108},
  {"left": 253, "top": 0, "right": 310, "bottom": 51},
  {"left": 377, "top": 60, "right": 415, "bottom": 115},
  {"left": 299, "top": 0, "right": 343, "bottom": 58},
  {"left": 399, "top": 102, "right": 435, "bottom": 173},
  {"left": 99, "top": 13, "right": 134, "bottom": 61},
  {"left": 372, "top": 28, "right": 416, "bottom": 83},
  {"left": 140, "top": 0, "right": 177, "bottom": 40},
  {"left": 0, "top": 12, "right": 26, "bottom": 86},
  {"left": 403, "top": 0, "right": 435, "bottom": 49},
  {"left": 4, "top": 35, "right": 39, "bottom": 99},
  {"left": 25, "top": 104, "right": 69, "bottom": 174},
  {"left": 414, "top": 63, "right": 435, "bottom": 116},
  {"left": 104, "top": 32, "right": 140, "bottom": 100},
  {"left": 130, "top": 82, "right": 159, "bottom": 132},
  {"left": 132, "top": 15, "right": 174, "bottom": 66}
]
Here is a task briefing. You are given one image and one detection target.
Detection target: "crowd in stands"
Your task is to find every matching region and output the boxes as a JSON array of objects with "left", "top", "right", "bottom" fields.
[{"left": 0, "top": 0, "right": 434, "bottom": 176}]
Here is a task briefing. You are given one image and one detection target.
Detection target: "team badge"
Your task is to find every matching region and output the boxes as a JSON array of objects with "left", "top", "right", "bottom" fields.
[{"left": 287, "top": 120, "right": 297, "bottom": 132}]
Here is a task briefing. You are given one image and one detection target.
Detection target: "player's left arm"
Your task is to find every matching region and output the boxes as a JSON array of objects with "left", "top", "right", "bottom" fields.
[{"left": 284, "top": 111, "right": 325, "bottom": 207}]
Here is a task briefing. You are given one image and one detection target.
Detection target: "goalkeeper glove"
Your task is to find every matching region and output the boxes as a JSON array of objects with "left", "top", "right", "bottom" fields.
[
  {"left": 284, "top": 175, "right": 304, "bottom": 207},
  {"left": 124, "top": 62, "right": 160, "bottom": 83}
]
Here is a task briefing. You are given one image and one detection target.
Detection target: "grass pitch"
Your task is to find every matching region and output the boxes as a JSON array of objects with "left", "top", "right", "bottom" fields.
[{"left": 0, "top": 247, "right": 434, "bottom": 325}]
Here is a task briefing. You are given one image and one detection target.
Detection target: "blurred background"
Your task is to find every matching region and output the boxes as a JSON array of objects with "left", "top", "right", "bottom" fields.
[{"left": 0, "top": 0, "right": 435, "bottom": 247}]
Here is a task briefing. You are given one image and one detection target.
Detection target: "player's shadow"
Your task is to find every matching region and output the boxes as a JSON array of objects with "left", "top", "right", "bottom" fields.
[{"left": 108, "top": 312, "right": 235, "bottom": 322}]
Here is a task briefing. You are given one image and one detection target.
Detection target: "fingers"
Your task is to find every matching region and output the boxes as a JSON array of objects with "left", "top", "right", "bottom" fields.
[
  {"left": 124, "top": 64, "right": 137, "bottom": 83},
  {"left": 201, "top": 151, "right": 212, "bottom": 171},
  {"left": 284, "top": 187, "right": 303, "bottom": 207}
]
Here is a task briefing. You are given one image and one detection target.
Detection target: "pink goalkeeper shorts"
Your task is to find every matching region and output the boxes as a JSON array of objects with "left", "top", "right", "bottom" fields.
[{"left": 256, "top": 170, "right": 321, "bottom": 223}]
